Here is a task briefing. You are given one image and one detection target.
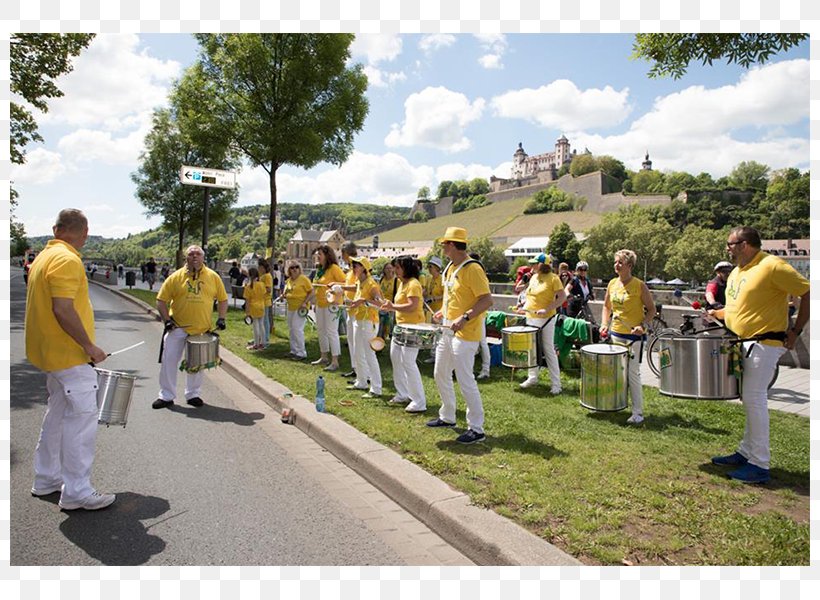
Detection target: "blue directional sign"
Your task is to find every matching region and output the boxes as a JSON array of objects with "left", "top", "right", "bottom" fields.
[{"left": 179, "top": 165, "right": 237, "bottom": 189}]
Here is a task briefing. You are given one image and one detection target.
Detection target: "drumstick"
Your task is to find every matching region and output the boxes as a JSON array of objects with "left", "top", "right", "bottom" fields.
[{"left": 107, "top": 340, "right": 145, "bottom": 357}]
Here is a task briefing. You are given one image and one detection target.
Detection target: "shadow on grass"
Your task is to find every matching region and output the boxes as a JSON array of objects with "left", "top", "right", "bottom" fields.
[
  {"left": 696, "top": 462, "right": 809, "bottom": 495},
  {"left": 436, "top": 430, "right": 567, "bottom": 460},
  {"left": 584, "top": 409, "right": 730, "bottom": 435}
]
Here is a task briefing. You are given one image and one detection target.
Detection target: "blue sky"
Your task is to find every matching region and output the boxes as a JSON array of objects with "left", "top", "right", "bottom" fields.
[{"left": 11, "top": 33, "right": 809, "bottom": 238}]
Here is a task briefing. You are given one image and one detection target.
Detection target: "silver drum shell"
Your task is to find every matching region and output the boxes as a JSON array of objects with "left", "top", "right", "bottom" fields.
[
  {"left": 501, "top": 326, "right": 539, "bottom": 369},
  {"left": 96, "top": 368, "right": 136, "bottom": 427},
  {"left": 658, "top": 334, "right": 739, "bottom": 400},
  {"left": 580, "top": 344, "right": 628, "bottom": 412},
  {"left": 186, "top": 333, "right": 220, "bottom": 370}
]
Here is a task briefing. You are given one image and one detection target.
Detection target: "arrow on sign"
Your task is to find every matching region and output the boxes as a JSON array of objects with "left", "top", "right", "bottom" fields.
[{"left": 184, "top": 171, "right": 192, "bottom": 180}]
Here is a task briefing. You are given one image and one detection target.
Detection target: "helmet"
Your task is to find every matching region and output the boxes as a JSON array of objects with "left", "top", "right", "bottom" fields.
[
  {"left": 427, "top": 256, "right": 443, "bottom": 270},
  {"left": 714, "top": 261, "right": 733, "bottom": 272},
  {"left": 575, "top": 261, "right": 589, "bottom": 271}
]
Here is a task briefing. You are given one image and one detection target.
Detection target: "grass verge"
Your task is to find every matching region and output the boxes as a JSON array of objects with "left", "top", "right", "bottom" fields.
[{"left": 122, "top": 289, "right": 810, "bottom": 565}]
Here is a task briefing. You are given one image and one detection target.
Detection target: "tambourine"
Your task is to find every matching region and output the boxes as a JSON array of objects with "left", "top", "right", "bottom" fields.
[
  {"left": 325, "top": 289, "right": 344, "bottom": 305},
  {"left": 244, "top": 315, "right": 253, "bottom": 325},
  {"left": 328, "top": 304, "right": 340, "bottom": 314},
  {"left": 369, "top": 336, "right": 385, "bottom": 351},
  {"left": 297, "top": 307, "right": 309, "bottom": 318}
]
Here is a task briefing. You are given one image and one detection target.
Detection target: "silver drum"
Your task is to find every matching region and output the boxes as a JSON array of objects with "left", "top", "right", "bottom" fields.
[
  {"left": 658, "top": 333, "right": 739, "bottom": 399},
  {"left": 96, "top": 368, "right": 136, "bottom": 427},
  {"left": 392, "top": 323, "right": 442, "bottom": 349},
  {"left": 501, "top": 326, "right": 538, "bottom": 368},
  {"left": 185, "top": 333, "right": 220, "bottom": 372},
  {"left": 580, "top": 344, "right": 628, "bottom": 412}
]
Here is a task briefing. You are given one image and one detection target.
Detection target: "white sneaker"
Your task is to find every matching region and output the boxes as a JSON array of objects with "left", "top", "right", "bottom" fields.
[
  {"left": 405, "top": 401, "right": 427, "bottom": 413},
  {"left": 626, "top": 414, "right": 644, "bottom": 425},
  {"left": 476, "top": 371, "right": 490, "bottom": 380},
  {"left": 519, "top": 377, "right": 539, "bottom": 389},
  {"left": 389, "top": 395, "right": 409, "bottom": 404},
  {"left": 550, "top": 388, "right": 562, "bottom": 396},
  {"left": 59, "top": 491, "right": 116, "bottom": 511}
]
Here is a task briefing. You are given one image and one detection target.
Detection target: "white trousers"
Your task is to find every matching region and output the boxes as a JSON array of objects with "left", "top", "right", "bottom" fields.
[
  {"left": 287, "top": 309, "right": 307, "bottom": 357},
  {"left": 390, "top": 337, "right": 425, "bottom": 407},
  {"left": 526, "top": 317, "right": 560, "bottom": 390},
  {"left": 738, "top": 342, "right": 785, "bottom": 469},
  {"left": 158, "top": 327, "right": 204, "bottom": 401},
  {"left": 346, "top": 310, "right": 357, "bottom": 370},
  {"left": 33, "top": 363, "right": 99, "bottom": 503},
  {"left": 252, "top": 316, "right": 266, "bottom": 346},
  {"left": 476, "top": 320, "right": 490, "bottom": 373},
  {"left": 352, "top": 319, "right": 382, "bottom": 394},
  {"left": 263, "top": 305, "right": 273, "bottom": 345},
  {"left": 315, "top": 306, "right": 341, "bottom": 356},
  {"left": 434, "top": 332, "right": 484, "bottom": 433}
]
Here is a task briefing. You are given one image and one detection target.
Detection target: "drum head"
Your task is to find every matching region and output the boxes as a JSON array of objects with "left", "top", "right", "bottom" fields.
[
  {"left": 582, "top": 343, "right": 627, "bottom": 355},
  {"left": 502, "top": 325, "right": 538, "bottom": 333}
]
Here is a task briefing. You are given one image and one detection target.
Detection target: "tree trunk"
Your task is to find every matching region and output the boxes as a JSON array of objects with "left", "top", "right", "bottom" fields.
[
  {"left": 267, "top": 165, "right": 279, "bottom": 257},
  {"left": 177, "top": 218, "right": 185, "bottom": 268}
]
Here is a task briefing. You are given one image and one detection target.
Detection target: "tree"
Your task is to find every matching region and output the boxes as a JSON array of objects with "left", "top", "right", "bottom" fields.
[
  {"left": 523, "top": 186, "right": 573, "bottom": 214},
  {"left": 664, "top": 226, "right": 729, "bottom": 283},
  {"left": 131, "top": 108, "right": 239, "bottom": 266},
  {"left": 630, "top": 169, "right": 665, "bottom": 194},
  {"left": 467, "top": 237, "right": 508, "bottom": 274},
  {"left": 728, "top": 160, "right": 770, "bottom": 191},
  {"left": 662, "top": 171, "right": 697, "bottom": 198},
  {"left": 758, "top": 168, "right": 809, "bottom": 238},
  {"left": 569, "top": 153, "right": 598, "bottom": 177},
  {"left": 596, "top": 155, "right": 627, "bottom": 182},
  {"left": 632, "top": 33, "right": 808, "bottom": 79},
  {"left": 468, "top": 178, "right": 490, "bottom": 196},
  {"left": 416, "top": 186, "right": 430, "bottom": 201},
  {"left": 546, "top": 222, "right": 577, "bottom": 266},
  {"left": 195, "top": 34, "right": 369, "bottom": 254},
  {"left": 436, "top": 180, "right": 453, "bottom": 199}
]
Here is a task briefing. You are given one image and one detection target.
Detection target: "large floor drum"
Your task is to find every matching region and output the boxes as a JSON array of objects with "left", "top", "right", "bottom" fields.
[
  {"left": 501, "top": 326, "right": 538, "bottom": 368},
  {"left": 580, "top": 344, "right": 628, "bottom": 411},
  {"left": 392, "top": 323, "right": 442, "bottom": 349},
  {"left": 658, "top": 333, "right": 739, "bottom": 399},
  {"left": 96, "top": 368, "right": 136, "bottom": 427}
]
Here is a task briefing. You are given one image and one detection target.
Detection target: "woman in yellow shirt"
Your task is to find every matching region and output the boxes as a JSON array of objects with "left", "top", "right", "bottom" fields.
[
  {"left": 377, "top": 261, "right": 397, "bottom": 341},
  {"left": 311, "top": 245, "right": 347, "bottom": 371},
  {"left": 346, "top": 256, "right": 384, "bottom": 398},
  {"left": 283, "top": 263, "right": 313, "bottom": 360},
  {"left": 600, "top": 249, "right": 656, "bottom": 425},
  {"left": 243, "top": 267, "right": 268, "bottom": 350},
  {"left": 381, "top": 255, "right": 427, "bottom": 413},
  {"left": 258, "top": 259, "right": 274, "bottom": 347},
  {"left": 517, "top": 253, "right": 566, "bottom": 392}
]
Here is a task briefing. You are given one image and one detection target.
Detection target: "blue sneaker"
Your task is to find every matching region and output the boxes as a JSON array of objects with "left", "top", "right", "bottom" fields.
[
  {"left": 456, "top": 429, "right": 486, "bottom": 444},
  {"left": 727, "top": 463, "right": 770, "bottom": 484},
  {"left": 711, "top": 452, "right": 748, "bottom": 466}
]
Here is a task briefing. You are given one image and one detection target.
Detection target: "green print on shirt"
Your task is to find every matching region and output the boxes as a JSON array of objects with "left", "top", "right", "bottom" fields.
[
  {"left": 186, "top": 280, "right": 204, "bottom": 296},
  {"left": 726, "top": 277, "right": 745, "bottom": 302}
]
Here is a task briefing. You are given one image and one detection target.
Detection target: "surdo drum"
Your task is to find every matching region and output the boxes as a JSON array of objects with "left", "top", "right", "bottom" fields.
[
  {"left": 95, "top": 368, "right": 137, "bottom": 427},
  {"left": 580, "top": 343, "right": 629, "bottom": 412},
  {"left": 501, "top": 325, "right": 538, "bottom": 369},
  {"left": 183, "top": 333, "right": 221, "bottom": 373}
]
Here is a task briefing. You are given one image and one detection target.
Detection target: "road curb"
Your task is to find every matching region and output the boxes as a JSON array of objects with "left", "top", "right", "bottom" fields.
[{"left": 96, "top": 282, "right": 580, "bottom": 565}]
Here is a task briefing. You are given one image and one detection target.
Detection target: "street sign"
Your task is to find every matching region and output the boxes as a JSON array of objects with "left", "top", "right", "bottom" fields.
[{"left": 179, "top": 165, "right": 237, "bottom": 190}]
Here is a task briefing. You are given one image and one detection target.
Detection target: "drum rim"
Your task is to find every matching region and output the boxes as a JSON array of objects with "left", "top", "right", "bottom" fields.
[
  {"left": 581, "top": 343, "right": 628, "bottom": 354},
  {"left": 502, "top": 325, "right": 539, "bottom": 332},
  {"left": 94, "top": 367, "right": 137, "bottom": 378}
]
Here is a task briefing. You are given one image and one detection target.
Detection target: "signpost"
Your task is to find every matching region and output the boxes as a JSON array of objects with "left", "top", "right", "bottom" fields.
[{"left": 179, "top": 165, "right": 237, "bottom": 262}]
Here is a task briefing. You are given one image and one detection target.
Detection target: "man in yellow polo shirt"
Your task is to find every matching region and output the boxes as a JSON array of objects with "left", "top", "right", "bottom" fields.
[
  {"left": 26, "top": 209, "right": 115, "bottom": 511},
  {"left": 153, "top": 245, "right": 228, "bottom": 409},
  {"left": 709, "top": 226, "right": 810, "bottom": 483},
  {"left": 426, "top": 227, "right": 494, "bottom": 444}
]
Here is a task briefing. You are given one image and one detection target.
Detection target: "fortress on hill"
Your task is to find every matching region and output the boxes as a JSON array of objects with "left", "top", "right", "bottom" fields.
[{"left": 410, "top": 135, "right": 671, "bottom": 220}]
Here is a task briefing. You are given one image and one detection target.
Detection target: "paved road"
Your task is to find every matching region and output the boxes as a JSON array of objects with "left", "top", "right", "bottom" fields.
[{"left": 10, "top": 268, "right": 469, "bottom": 566}]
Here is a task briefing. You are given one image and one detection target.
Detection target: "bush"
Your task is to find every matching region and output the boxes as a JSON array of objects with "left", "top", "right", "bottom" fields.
[{"left": 523, "top": 187, "right": 574, "bottom": 214}]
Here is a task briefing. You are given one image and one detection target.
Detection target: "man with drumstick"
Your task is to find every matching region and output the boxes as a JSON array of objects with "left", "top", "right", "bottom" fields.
[
  {"left": 26, "top": 208, "right": 115, "bottom": 510},
  {"left": 153, "top": 245, "right": 228, "bottom": 410},
  {"left": 708, "top": 226, "right": 809, "bottom": 483},
  {"left": 426, "top": 227, "right": 494, "bottom": 444}
]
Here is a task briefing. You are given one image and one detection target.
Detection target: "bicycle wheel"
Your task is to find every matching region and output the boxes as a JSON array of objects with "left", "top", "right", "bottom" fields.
[{"left": 646, "top": 329, "right": 677, "bottom": 377}]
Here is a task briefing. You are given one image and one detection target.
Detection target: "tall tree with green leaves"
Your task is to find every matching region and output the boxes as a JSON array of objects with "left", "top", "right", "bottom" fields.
[
  {"left": 10, "top": 33, "right": 95, "bottom": 253},
  {"left": 546, "top": 222, "right": 580, "bottom": 268},
  {"left": 131, "top": 108, "right": 239, "bottom": 266},
  {"left": 632, "top": 33, "right": 808, "bottom": 79},
  {"left": 727, "top": 160, "right": 770, "bottom": 191},
  {"left": 193, "top": 34, "right": 369, "bottom": 254}
]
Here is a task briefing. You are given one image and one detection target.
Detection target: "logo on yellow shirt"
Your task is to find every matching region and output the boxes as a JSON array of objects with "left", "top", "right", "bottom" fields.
[
  {"left": 186, "top": 279, "right": 204, "bottom": 295},
  {"left": 726, "top": 277, "right": 745, "bottom": 302}
]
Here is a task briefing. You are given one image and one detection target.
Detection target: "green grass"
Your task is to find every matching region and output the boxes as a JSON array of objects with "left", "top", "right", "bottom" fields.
[
  {"left": 364, "top": 196, "right": 601, "bottom": 244},
  {"left": 122, "top": 288, "right": 159, "bottom": 307},
  {"left": 122, "top": 289, "right": 810, "bottom": 565}
]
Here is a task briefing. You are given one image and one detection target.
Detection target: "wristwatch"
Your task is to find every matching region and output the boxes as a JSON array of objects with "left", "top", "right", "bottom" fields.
[{"left": 463, "top": 313, "right": 470, "bottom": 321}]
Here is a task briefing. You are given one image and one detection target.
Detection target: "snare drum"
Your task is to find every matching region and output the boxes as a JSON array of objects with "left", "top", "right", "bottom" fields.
[
  {"left": 580, "top": 344, "right": 628, "bottom": 411},
  {"left": 183, "top": 333, "right": 221, "bottom": 373},
  {"left": 392, "top": 323, "right": 442, "bottom": 349},
  {"left": 95, "top": 368, "right": 137, "bottom": 427},
  {"left": 501, "top": 326, "right": 538, "bottom": 368}
]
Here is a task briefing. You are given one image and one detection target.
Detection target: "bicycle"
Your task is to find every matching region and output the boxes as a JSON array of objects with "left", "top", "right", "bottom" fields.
[{"left": 646, "top": 309, "right": 778, "bottom": 389}]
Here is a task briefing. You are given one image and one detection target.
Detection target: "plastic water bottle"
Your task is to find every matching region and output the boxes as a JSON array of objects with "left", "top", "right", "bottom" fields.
[{"left": 315, "top": 375, "right": 326, "bottom": 413}]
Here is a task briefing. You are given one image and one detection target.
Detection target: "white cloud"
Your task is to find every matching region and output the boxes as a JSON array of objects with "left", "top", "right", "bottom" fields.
[
  {"left": 385, "top": 86, "right": 485, "bottom": 153},
  {"left": 363, "top": 65, "right": 407, "bottom": 88},
  {"left": 10, "top": 148, "right": 68, "bottom": 184},
  {"left": 567, "top": 59, "right": 810, "bottom": 177},
  {"left": 39, "top": 34, "right": 181, "bottom": 131},
  {"left": 491, "top": 79, "right": 632, "bottom": 130},
  {"left": 235, "top": 152, "right": 499, "bottom": 208},
  {"left": 351, "top": 34, "right": 403, "bottom": 64},
  {"left": 419, "top": 34, "right": 456, "bottom": 54},
  {"left": 475, "top": 34, "right": 507, "bottom": 69}
]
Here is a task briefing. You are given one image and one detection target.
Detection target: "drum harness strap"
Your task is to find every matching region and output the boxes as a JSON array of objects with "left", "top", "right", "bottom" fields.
[
  {"left": 608, "top": 331, "right": 645, "bottom": 362},
  {"left": 719, "top": 329, "right": 787, "bottom": 380},
  {"left": 530, "top": 314, "right": 557, "bottom": 367},
  {"left": 441, "top": 259, "right": 481, "bottom": 330}
]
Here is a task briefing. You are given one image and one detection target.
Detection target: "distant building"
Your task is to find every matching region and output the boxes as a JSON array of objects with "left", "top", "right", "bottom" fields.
[
  {"left": 762, "top": 239, "right": 809, "bottom": 279},
  {"left": 286, "top": 229, "right": 345, "bottom": 270},
  {"left": 511, "top": 135, "right": 574, "bottom": 180},
  {"left": 503, "top": 234, "right": 587, "bottom": 263}
]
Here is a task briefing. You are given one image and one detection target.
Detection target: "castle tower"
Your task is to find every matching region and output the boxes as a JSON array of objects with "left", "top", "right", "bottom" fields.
[
  {"left": 511, "top": 142, "right": 528, "bottom": 178},
  {"left": 555, "top": 134, "right": 570, "bottom": 167},
  {"left": 642, "top": 151, "right": 653, "bottom": 170}
]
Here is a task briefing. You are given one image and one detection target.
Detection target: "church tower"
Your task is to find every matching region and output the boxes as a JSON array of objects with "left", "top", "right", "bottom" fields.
[{"left": 642, "top": 151, "right": 653, "bottom": 170}]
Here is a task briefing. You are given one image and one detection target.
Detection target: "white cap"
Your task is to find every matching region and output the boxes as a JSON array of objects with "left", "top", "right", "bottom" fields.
[{"left": 714, "top": 261, "right": 733, "bottom": 271}]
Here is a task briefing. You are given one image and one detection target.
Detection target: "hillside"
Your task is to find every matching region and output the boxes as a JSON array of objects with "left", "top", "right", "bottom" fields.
[{"left": 360, "top": 196, "right": 602, "bottom": 245}]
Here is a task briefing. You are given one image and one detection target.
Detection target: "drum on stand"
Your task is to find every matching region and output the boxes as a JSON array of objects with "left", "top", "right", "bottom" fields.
[
  {"left": 580, "top": 343, "right": 628, "bottom": 411},
  {"left": 392, "top": 323, "right": 442, "bottom": 350},
  {"left": 96, "top": 368, "right": 137, "bottom": 427},
  {"left": 658, "top": 333, "right": 740, "bottom": 399},
  {"left": 501, "top": 326, "right": 538, "bottom": 369}
]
